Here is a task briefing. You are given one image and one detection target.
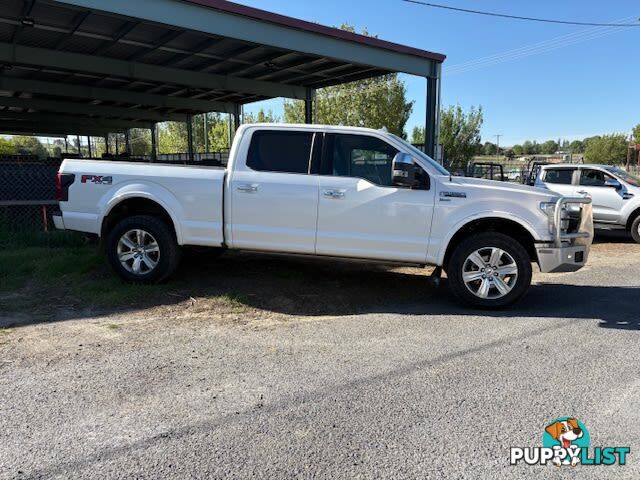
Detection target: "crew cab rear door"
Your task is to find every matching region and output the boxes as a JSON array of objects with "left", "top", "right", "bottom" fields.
[
  {"left": 227, "top": 129, "right": 319, "bottom": 254},
  {"left": 315, "top": 133, "right": 434, "bottom": 263}
]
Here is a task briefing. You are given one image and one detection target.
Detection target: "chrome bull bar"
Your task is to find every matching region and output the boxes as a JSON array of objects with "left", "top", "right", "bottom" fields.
[{"left": 553, "top": 196, "right": 593, "bottom": 248}]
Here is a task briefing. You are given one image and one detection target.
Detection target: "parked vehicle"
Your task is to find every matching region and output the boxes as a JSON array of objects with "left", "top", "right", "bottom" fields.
[
  {"left": 467, "top": 162, "right": 505, "bottom": 181},
  {"left": 536, "top": 163, "right": 640, "bottom": 243},
  {"left": 54, "top": 124, "right": 593, "bottom": 308}
]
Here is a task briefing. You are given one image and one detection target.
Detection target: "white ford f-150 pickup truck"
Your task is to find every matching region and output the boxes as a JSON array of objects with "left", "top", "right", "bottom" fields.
[{"left": 54, "top": 124, "right": 593, "bottom": 308}]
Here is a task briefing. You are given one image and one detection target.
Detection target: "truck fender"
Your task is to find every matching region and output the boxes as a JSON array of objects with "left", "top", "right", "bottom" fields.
[
  {"left": 436, "top": 212, "right": 540, "bottom": 266},
  {"left": 98, "top": 181, "right": 184, "bottom": 244}
]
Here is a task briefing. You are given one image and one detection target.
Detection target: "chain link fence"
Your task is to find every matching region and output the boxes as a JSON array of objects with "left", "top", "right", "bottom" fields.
[{"left": 0, "top": 155, "right": 67, "bottom": 247}]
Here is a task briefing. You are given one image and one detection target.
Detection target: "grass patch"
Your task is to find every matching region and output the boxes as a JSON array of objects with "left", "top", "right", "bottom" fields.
[
  {"left": 0, "top": 246, "right": 103, "bottom": 290},
  {"left": 0, "top": 228, "right": 88, "bottom": 250},
  {"left": 0, "top": 328, "right": 14, "bottom": 335},
  {"left": 105, "top": 323, "right": 121, "bottom": 330},
  {"left": 211, "top": 292, "right": 248, "bottom": 312},
  {"left": 0, "top": 243, "right": 177, "bottom": 311}
]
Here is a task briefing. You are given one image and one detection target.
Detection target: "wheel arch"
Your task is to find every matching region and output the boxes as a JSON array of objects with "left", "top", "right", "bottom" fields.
[
  {"left": 625, "top": 206, "right": 640, "bottom": 231},
  {"left": 101, "top": 196, "right": 180, "bottom": 244},
  {"left": 441, "top": 217, "right": 538, "bottom": 271}
]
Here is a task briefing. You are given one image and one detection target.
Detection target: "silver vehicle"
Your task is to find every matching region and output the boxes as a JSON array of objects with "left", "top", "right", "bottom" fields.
[{"left": 536, "top": 164, "right": 640, "bottom": 243}]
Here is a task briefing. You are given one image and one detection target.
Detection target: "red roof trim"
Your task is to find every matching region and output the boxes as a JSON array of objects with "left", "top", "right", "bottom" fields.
[{"left": 181, "top": 0, "right": 446, "bottom": 63}]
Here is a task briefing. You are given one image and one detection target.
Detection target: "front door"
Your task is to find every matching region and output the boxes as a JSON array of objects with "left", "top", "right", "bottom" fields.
[
  {"left": 228, "top": 129, "right": 319, "bottom": 253},
  {"left": 315, "top": 133, "right": 435, "bottom": 263},
  {"left": 577, "top": 168, "right": 625, "bottom": 223}
]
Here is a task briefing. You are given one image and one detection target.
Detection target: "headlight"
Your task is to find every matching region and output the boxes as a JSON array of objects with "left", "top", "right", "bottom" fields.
[{"left": 539, "top": 201, "right": 557, "bottom": 234}]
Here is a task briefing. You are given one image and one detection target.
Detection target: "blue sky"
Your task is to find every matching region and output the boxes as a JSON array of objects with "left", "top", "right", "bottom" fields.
[{"left": 238, "top": 0, "right": 639, "bottom": 146}]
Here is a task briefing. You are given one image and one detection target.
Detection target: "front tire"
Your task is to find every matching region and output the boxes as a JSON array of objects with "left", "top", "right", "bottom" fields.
[
  {"left": 106, "top": 215, "right": 180, "bottom": 283},
  {"left": 631, "top": 216, "right": 640, "bottom": 244},
  {"left": 446, "top": 232, "right": 532, "bottom": 308}
]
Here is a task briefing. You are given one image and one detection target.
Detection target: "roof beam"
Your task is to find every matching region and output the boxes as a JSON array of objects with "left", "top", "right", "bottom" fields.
[
  {"left": 0, "top": 111, "right": 152, "bottom": 129},
  {"left": 0, "top": 96, "right": 187, "bottom": 122},
  {"left": 0, "top": 43, "right": 307, "bottom": 100},
  {"left": 0, "top": 77, "right": 237, "bottom": 114},
  {"left": 0, "top": 123, "right": 122, "bottom": 136},
  {"left": 53, "top": 0, "right": 440, "bottom": 77}
]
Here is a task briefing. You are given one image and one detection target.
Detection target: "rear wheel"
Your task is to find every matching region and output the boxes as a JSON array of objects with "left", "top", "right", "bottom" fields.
[
  {"left": 106, "top": 215, "right": 180, "bottom": 283},
  {"left": 631, "top": 216, "right": 640, "bottom": 244},
  {"left": 447, "top": 232, "right": 532, "bottom": 308}
]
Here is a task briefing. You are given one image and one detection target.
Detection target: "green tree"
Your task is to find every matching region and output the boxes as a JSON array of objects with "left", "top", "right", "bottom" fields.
[
  {"left": 439, "top": 105, "right": 483, "bottom": 168},
  {"left": 540, "top": 139, "right": 559, "bottom": 155},
  {"left": 410, "top": 126, "right": 425, "bottom": 144},
  {"left": 569, "top": 140, "right": 584, "bottom": 153},
  {"left": 632, "top": 124, "right": 640, "bottom": 143},
  {"left": 512, "top": 144, "right": 524, "bottom": 156},
  {"left": 284, "top": 25, "right": 413, "bottom": 138},
  {"left": 129, "top": 128, "right": 152, "bottom": 156},
  {"left": 244, "top": 109, "right": 279, "bottom": 124},
  {"left": 482, "top": 141, "right": 497, "bottom": 156},
  {"left": 0, "top": 137, "right": 16, "bottom": 154},
  {"left": 584, "top": 134, "right": 628, "bottom": 165},
  {"left": 11, "top": 136, "right": 48, "bottom": 158}
]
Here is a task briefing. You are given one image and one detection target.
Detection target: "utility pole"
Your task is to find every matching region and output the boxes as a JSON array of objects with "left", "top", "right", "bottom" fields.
[{"left": 494, "top": 134, "right": 502, "bottom": 161}]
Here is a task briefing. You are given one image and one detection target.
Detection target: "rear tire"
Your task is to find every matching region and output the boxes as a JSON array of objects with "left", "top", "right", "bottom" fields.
[
  {"left": 106, "top": 215, "right": 180, "bottom": 283},
  {"left": 631, "top": 216, "right": 640, "bottom": 244},
  {"left": 446, "top": 232, "right": 532, "bottom": 308}
]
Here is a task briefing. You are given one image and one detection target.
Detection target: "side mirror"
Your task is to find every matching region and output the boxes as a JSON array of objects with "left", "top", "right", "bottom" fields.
[
  {"left": 392, "top": 153, "right": 418, "bottom": 188},
  {"left": 605, "top": 178, "right": 622, "bottom": 190}
]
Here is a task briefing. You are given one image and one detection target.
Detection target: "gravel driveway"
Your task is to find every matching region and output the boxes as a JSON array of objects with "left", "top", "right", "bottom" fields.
[{"left": 1, "top": 234, "right": 639, "bottom": 479}]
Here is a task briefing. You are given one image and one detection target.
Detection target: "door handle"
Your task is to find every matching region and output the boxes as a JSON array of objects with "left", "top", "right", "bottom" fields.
[
  {"left": 577, "top": 190, "right": 588, "bottom": 196},
  {"left": 323, "top": 189, "right": 345, "bottom": 199},
  {"left": 237, "top": 184, "right": 258, "bottom": 193}
]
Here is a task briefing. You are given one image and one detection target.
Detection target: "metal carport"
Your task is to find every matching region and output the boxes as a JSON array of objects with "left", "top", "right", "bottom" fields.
[{"left": 0, "top": 0, "right": 445, "bottom": 159}]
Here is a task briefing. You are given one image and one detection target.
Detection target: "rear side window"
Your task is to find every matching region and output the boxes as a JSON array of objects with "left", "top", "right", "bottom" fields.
[
  {"left": 544, "top": 169, "right": 574, "bottom": 185},
  {"left": 247, "top": 131, "right": 313, "bottom": 174},
  {"left": 322, "top": 134, "right": 398, "bottom": 186}
]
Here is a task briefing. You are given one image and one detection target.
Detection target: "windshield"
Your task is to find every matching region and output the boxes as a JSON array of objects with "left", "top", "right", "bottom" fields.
[
  {"left": 604, "top": 166, "right": 640, "bottom": 187},
  {"left": 391, "top": 134, "right": 450, "bottom": 176}
]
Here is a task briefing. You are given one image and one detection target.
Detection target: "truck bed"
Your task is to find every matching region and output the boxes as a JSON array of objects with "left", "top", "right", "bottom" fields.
[{"left": 58, "top": 158, "right": 226, "bottom": 247}]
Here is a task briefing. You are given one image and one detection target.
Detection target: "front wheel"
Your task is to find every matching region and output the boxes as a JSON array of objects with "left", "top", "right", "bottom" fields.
[
  {"left": 106, "top": 215, "right": 181, "bottom": 283},
  {"left": 446, "top": 232, "right": 532, "bottom": 308}
]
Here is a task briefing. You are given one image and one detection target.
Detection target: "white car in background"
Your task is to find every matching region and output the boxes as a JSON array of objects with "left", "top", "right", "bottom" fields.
[{"left": 535, "top": 164, "right": 640, "bottom": 243}]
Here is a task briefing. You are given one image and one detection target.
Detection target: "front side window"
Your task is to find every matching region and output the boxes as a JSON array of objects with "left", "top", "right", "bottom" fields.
[
  {"left": 247, "top": 131, "right": 313, "bottom": 174},
  {"left": 544, "top": 168, "right": 575, "bottom": 185},
  {"left": 580, "top": 169, "right": 614, "bottom": 187},
  {"left": 323, "top": 134, "right": 399, "bottom": 186}
]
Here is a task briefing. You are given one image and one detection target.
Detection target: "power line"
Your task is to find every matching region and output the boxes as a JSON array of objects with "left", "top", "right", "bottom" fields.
[
  {"left": 402, "top": 0, "right": 640, "bottom": 27},
  {"left": 444, "top": 14, "right": 636, "bottom": 75}
]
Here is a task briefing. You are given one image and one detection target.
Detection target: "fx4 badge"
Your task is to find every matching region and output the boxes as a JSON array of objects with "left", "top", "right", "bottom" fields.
[{"left": 81, "top": 175, "right": 113, "bottom": 185}]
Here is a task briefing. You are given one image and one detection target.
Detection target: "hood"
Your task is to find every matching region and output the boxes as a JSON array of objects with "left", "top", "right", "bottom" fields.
[{"left": 449, "top": 176, "right": 559, "bottom": 200}]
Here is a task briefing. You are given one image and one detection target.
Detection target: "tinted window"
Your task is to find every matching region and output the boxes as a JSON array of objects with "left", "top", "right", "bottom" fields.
[
  {"left": 247, "top": 131, "right": 313, "bottom": 174},
  {"left": 544, "top": 169, "right": 574, "bottom": 185},
  {"left": 323, "top": 134, "right": 398, "bottom": 186},
  {"left": 580, "top": 169, "right": 613, "bottom": 187}
]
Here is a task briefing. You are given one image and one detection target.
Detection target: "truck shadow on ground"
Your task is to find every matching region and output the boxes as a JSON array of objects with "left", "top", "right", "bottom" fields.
[{"left": 3, "top": 246, "right": 638, "bottom": 331}]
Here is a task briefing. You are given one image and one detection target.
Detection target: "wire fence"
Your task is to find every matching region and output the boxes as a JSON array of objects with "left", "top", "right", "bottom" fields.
[{"left": 0, "top": 156, "right": 63, "bottom": 247}]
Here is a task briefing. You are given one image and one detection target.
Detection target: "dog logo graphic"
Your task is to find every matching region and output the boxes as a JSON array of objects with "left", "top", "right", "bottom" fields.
[{"left": 543, "top": 417, "right": 588, "bottom": 466}]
